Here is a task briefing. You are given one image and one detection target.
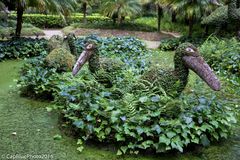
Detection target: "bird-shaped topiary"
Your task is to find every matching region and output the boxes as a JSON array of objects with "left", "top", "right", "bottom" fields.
[
  {"left": 45, "top": 34, "right": 77, "bottom": 72},
  {"left": 202, "top": 0, "right": 240, "bottom": 34},
  {"left": 45, "top": 48, "right": 75, "bottom": 72},
  {"left": 72, "top": 41, "right": 124, "bottom": 88},
  {"left": 139, "top": 43, "right": 221, "bottom": 98},
  {"left": 65, "top": 33, "right": 78, "bottom": 57},
  {"left": 47, "top": 35, "right": 66, "bottom": 52}
]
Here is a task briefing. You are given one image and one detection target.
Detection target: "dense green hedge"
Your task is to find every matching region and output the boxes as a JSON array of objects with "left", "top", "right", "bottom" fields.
[
  {"left": 0, "top": 20, "right": 44, "bottom": 37},
  {"left": 0, "top": 38, "right": 47, "bottom": 61},
  {"left": 10, "top": 14, "right": 158, "bottom": 32},
  {"left": 10, "top": 14, "right": 112, "bottom": 28},
  {"left": 159, "top": 36, "right": 206, "bottom": 51}
]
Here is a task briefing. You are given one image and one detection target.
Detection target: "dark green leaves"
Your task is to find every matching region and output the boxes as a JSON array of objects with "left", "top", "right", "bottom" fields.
[
  {"left": 17, "top": 35, "right": 238, "bottom": 155},
  {"left": 0, "top": 38, "right": 47, "bottom": 61},
  {"left": 73, "top": 120, "right": 84, "bottom": 129}
]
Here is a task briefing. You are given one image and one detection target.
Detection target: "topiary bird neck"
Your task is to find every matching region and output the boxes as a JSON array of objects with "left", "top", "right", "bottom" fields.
[
  {"left": 174, "top": 53, "right": 189, "bottom": 92},
  {"left": 67, "top": 36, "right": 77, "bottom": 57},
  {"left": 88, "top": 50, "right": 100, "bottom": 73}
]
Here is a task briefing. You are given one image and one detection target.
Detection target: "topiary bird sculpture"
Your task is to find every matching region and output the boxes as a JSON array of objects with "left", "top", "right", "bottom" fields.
[
  {"left": 72, "top": 42, "right": 124, "bottom": 88},
  {"left": 139, "top": 42, "right": 221, "bottom": 98},
  {"left": 202, "top": 0, "right": 240, "bottom": 34},
  {"left": 45, "top": 34, "right": 77, "bottom": 72}
]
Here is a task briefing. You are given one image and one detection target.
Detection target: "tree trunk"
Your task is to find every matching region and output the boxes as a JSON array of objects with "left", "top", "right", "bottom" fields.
[
  {"left": 157, "top": 4, "right": 163, "bottom": 32},
  {"left": 15, "top": 3, "right": 24, "bottom": 38},
  {"left": 205, "top": 25, "right": 209, "bottom": 36},
  {"left": 188, "top": 18, "right": 193, "bottom": 37},
  {"left": 171, "top": 11, "right": 177, "bottom": 23},
  {"left": 117, "top": 7, "right": 121, "bottom": 25},
  {"left": 83, "top": 2, "right": 87, "bottom": 24}
]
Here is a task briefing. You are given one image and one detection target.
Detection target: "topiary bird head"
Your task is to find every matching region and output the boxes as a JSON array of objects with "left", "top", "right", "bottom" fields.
[
  {"left": 176, "top": 42, "right": 221, "bottom": 91},
  {"left": 210, "top": 0, "right": 222, "bottom": 6},
  {"left": 72, "top": 41, "right": 98, "bottom": 76},
  {"left": 64, "top": 33, "right": 76, "bottom": 40}
]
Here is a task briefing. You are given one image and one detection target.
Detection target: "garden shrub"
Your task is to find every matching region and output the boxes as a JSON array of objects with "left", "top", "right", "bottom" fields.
[
  {"left": 10, "top": 14, "right": 112, "bottom": 28},
  {"left": 18, "top": 35, "right": 238, "bottom": 155},
  {"left": 0, "top": 20, "right": 44, "bottom": 38},
  {"left": 75, "top": 35, "right": 151, "bottom": 73},
  {"left": 18, "top": 36, "right": 151, "bottom": 98},
  {"left": 200, "top": 37, "right": 240, "bottom": 76},
  {"left": 159, "top": 36, "right": 206, "bottom": 51},
  {"left": 45, "top": 48, "right": 75, "bottom": 72},
  {"left": 10, "top": 14, "right": 156, "bottom": 32},
  {"left": 47, "top": 35, "right": 64, "bottom": 52},
  {"left": 51, "top": 69, "right": 237, "bottom": 155},
  {"left": 18, "top": 53, "right": 59, "bottom": 99},
  {"left": 0, "top": 38, "right": 47, "bottom": 61}
]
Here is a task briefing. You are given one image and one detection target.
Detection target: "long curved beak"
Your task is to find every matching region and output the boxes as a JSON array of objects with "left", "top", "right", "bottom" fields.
[
  {"left": 72, "top": 50, "right": 89, "bottom": 76},
  {"left": 183, "top": 55, "right": 221, "bottom": 91}
]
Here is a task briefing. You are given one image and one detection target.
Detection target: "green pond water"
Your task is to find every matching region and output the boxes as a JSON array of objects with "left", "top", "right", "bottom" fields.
[{"left": 0, "top": 60, "right": 239, "bottom": 160}]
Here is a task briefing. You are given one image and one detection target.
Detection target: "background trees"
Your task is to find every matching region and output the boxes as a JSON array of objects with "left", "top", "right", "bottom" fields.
[
  {"left": 15, "top": 0, "right": 77, "bottom": 37},
  {"left": 100, "top": 0, "right": 142, "bottom": 24},
  {"left": 156, "top": 0, "right": 219, "bottom": 37},
  {"left": 77, "top": 0, "right": 99, "bottom": 24},
  {"left": 0, "top": 0, "right": 233, "bottom": 37}
]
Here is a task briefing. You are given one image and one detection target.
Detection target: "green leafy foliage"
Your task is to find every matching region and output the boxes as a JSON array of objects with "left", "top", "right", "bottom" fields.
[
  {"left": 52, "top": 69, "right": 237, "bottom": 154},
  {"left": 200, "top": 37, "right": 240, "bottom": 76},
  {"left": 75, "top": 35, "right": 151, "bottom": 73},
  {"left": 18, "top": 36, "right": 150, "bottom": 98},
  {"left": 159, "top": 36, "right": 206, "bottom": 51},
  {"left": 10, "top": 13, "right": 111, "bottom": 28},
  {"left": 0, "top": 38, "right": 47, "bottom": 61},
  {"left": 18, "top": 53, "right": 60, "bottom": 99},
  {"left": 45, "top": 48, "right": 75, "bottom": 72},
  {"left": 0, "top": 20, "right": 44, "bottom": 38},
  {"left": 18, "top": 36, "right": 238, "bottom": 155}
]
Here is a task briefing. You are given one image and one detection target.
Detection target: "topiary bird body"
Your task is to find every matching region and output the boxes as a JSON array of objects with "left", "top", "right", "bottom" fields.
[
  {"left": 72, "top": 42, "right": 124, "bottom": 87},
  {"left": 201, "top": 6, "right": 228, "bottom": 26},
  {"left": 72, "top": 42, "right": 221, "bottom": 119},
  {"left": 202, "top": 0, "right": 240, "bottom": 33},
  {"left": 45, "top": 34, "right": 77, "bottom": 72},
  {"left": 140, "top": 43, "right": 221, "bottom": 98}
]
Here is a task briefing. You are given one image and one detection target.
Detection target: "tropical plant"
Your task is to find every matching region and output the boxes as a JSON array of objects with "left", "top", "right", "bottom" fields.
[
  {"left": 0, "top": 37, "right": 47, "bottom": 61},
  {"left": 156, "top": 0, "right": 219, "bottom": 36},
  {"left": 14, "top": 0, "right": 77, "bottom": 37},
  {"left": 100, "top": 0, "right": 142, "bottom": 24},
  {"left": 200, "top": 36, "right": 240, "bottom": 75},
  {"left": 77, "top": 0, "right": 99, "bottom": 24},
  {"left": 17, "top": 35, "right": 238, "bottom": 155},
  {"left": 0, "top": 0, "right": 9, "bottom": 25},
  {"left": 141, "top": 0, "right": 164, "bottom": 32}
]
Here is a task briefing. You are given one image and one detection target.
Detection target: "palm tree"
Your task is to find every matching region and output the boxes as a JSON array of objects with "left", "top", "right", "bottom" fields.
[
  {"left": 101, "top": 0, "right": 142, "bottom": 24},
  {"left": 77, "top": 0, "right": 99, "bottom": 24},
  {"left": 140, "top": 0, "right": 163, "bottom": 32},
  {"left": 0, "top": 1, "right": 7, "bottom": 24},
  {"left": 15, "top": 0, "right": 77, "bottom": 37},
  {"left": 158, "top": 0, "right": 219, "bottom": 37}
]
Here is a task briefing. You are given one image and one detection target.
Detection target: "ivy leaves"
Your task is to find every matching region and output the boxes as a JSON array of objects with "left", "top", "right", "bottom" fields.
[{"left": 0, "top": 38, "right": 47, "bottom": 61}]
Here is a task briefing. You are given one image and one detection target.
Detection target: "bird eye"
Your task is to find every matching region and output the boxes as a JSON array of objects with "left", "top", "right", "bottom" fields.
[
  {"left": 86, "top": 44, "right": 93, "bottom": 49},
  {"left": 186, "top": 47, "right": 195, "bottom": 53}
]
